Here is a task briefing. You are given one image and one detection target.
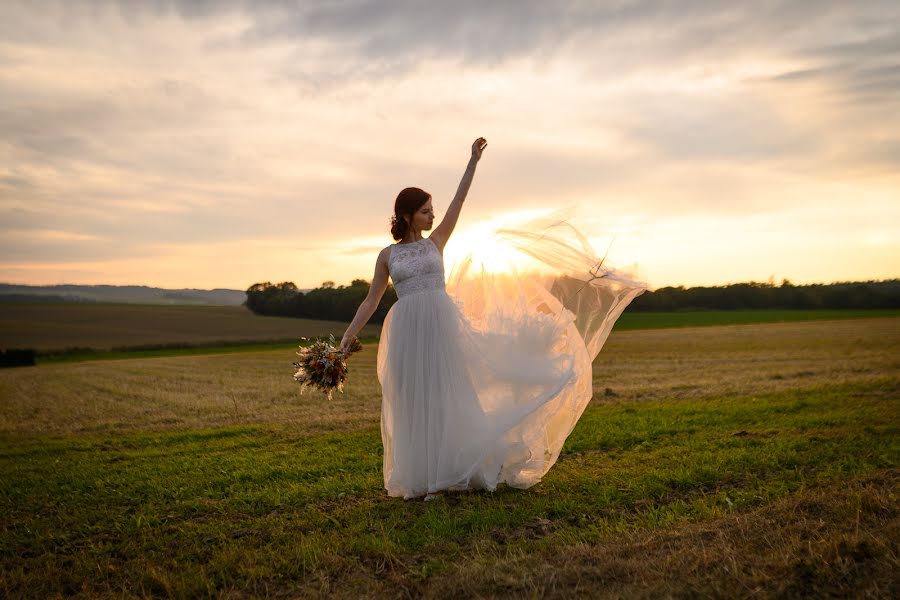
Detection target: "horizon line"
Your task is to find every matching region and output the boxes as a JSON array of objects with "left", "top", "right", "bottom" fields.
[{"left": 2, "top": 277, "right": 899, "bottom": 291}]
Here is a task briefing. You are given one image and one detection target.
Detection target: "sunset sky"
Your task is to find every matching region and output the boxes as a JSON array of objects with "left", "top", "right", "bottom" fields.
[{"left": 1, "top": 1, "right": 898, "bottom": 291}]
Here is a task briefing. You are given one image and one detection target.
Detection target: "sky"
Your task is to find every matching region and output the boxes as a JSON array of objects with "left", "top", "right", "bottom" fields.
[{"left": 1, "top": 0, "right": 898, "bottom": 291}]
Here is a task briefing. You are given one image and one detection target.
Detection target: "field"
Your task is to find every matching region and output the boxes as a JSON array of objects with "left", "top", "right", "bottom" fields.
[
  {"left": 1, "top": 312, "right": 898, "bottom": 597},
  {"left": 0, "top": 303, "right": 386, "bottom": 354},
  {"left": 2, "top": 301, "right": 897, "bottom": 361}
]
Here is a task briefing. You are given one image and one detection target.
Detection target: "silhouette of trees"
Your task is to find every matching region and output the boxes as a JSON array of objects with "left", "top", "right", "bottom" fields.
[
  {"left": 244, "top": 277, "right": 899, "bottom": 321},
  {"left": 628, "top": 278, "right": 900, "bottom": 311},
  {"left": 244, "top": 278, "right": 398, "bottom": 321}
]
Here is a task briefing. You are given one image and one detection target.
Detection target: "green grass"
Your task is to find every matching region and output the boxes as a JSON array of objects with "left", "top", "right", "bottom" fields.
[
  {"left": 611, "top": 307, "right": 900, "bottom": 329},
  {"left": 1, "top": 378, "right": 897, "bottom": 597}
]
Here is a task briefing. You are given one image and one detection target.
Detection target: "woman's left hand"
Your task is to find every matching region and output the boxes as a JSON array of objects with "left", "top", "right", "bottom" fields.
[{"left": 471, "top": 137, "right": 487, "bottom": 161}]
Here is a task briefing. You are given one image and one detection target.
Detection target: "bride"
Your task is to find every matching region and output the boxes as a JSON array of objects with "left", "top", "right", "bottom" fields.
[{"left": 341, "top": 137, "right": 652, "bottom": 501}]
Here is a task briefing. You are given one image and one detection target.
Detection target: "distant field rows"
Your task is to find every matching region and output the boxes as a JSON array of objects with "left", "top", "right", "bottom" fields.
[
  {"left": 0, "top": 303, "right": 384, "bottom": 352},
  {"left": 1, "top": 302, "right": 897, "bottom": 354}
]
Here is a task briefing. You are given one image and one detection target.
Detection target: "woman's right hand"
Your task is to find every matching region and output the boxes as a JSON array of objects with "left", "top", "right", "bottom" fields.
[{"left": 471, "top": 137, "right": 487, "bottom": 161}]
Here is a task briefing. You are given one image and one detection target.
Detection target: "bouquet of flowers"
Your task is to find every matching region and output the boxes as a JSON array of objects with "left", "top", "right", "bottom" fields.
[{"left": 292, "top": 333, "right": 362, "bottom": 399}]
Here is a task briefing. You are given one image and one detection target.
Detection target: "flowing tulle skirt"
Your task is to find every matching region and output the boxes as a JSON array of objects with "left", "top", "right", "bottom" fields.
[{"left": 376, "top": 210, "right": 653, "bottom": 499}]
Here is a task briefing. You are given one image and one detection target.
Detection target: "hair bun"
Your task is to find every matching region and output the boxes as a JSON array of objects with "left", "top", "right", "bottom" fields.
[{"left": 390, "top": 214, "right": 409, "bottom": 241}]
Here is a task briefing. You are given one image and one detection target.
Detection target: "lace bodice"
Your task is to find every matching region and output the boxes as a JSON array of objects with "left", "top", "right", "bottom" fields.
[{"left": 389, "top": 237, "right": 446, "bottom": 299}]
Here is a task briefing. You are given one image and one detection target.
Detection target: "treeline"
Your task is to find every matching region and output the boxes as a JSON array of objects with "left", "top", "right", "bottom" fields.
[
  {"left": 244, "top": 278, "right": 899, "bottom": 320},
  {"left": 245, "top": 280, "right": 397, "bottom": 322},
  {"left": 630, "top": 279, "right": 900, "bottom": 311}
]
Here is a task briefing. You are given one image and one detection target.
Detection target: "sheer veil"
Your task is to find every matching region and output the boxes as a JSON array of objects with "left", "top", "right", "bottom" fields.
[{"left": 445, "top": 205, "right": 655, "bottom": 362}]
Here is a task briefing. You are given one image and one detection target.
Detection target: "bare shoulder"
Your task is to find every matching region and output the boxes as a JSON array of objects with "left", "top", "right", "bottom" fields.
[{"left": 378, "top": 245, "right": 393, "bottom": 265}]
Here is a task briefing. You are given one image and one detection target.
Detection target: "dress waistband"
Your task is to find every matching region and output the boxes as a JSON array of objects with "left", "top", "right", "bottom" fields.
[{"left": 395, "top": 272, "right": 446, "bottom": 299}]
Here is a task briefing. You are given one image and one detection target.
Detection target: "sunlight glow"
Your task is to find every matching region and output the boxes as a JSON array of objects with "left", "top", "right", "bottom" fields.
[{"left": 442, "top": 208, "right": 561, "bottom": 277}]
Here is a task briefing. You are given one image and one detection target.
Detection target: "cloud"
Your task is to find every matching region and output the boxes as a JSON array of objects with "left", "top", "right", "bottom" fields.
[{"left": 0, "top": 1, "right": 898, "bottom": 287}]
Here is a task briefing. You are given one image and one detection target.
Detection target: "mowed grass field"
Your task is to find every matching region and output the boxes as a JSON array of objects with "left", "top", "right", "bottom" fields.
[
  {"left": 2, "top": 301, "right": 897, "bottom": 362},
  {"left": 0, "top": 311, "right": 898, "bottom": 597}
]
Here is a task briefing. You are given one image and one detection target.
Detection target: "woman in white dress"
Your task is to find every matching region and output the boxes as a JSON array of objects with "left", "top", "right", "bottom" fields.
[{"left": 341, "top": 137, "right": 652, "bottom": 501}]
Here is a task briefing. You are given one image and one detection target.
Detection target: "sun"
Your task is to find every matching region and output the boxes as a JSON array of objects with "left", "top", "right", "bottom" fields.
[{"left": 441, "top": 208, "right": 563, "bottom": 278}]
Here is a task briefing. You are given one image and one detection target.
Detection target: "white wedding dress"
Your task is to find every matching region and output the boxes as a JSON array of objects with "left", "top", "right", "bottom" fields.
[{"left": 376, "top": 212, "right": 653, "bottom": 499}]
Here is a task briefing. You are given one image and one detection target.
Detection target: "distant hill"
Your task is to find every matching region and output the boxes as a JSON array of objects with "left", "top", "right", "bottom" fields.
[{"left": 0, "top": 283, "right": 250, "bottom": 306}]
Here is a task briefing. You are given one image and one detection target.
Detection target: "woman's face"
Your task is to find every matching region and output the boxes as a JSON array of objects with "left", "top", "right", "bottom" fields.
[{"left": 407, "top": 198, "right": 435, "bottom": 232}]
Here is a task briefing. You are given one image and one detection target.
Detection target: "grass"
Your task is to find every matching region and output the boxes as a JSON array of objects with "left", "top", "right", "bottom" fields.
[
  {"left": 1, "top": 379, "right": 896, "bottom": 597},
  {"left": 612, "top": 307, "right": 900, "bottom": 329},
  {"left": 4, "top": 316, "right": 895, "bottom": 436},
  {"left": 0, "top": 315, "right": 898, "bottom": 597},
  {"left": 1, "top": 303, "right": 897, "bottom": 363}
]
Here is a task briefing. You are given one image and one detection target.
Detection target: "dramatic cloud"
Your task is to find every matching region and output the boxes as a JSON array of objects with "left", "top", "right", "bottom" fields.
[{"left": 0, "top": 0, "right": 897, "bottom": 289}]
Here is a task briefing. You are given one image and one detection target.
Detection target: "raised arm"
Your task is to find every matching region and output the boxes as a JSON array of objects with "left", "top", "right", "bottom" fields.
[
  {"left": 340, "top": 246, "right": 391, "bottom": 355},
  {"left": 431, "top": 137, "right": 487, "bottom": 249}
]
